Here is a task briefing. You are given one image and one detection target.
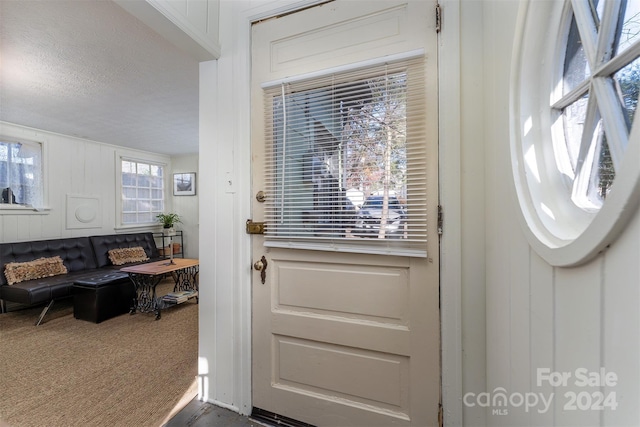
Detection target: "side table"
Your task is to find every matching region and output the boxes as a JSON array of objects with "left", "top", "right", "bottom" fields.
[{"left": 121, "top": 258, "right": 199, "bottom": 320}]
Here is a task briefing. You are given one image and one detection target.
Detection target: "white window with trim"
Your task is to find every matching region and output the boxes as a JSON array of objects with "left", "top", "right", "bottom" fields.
[
  {"left": 262, "top": 56, "right": 427, "bottom": 256},
  {"left": 119, "top": 158, "right": 165, "bottom": 226},
  {"left": 0, "top": 140, "right": 44, "bottom": 209},
  {"left": 512, "top": 0, "right": 640, "bottom": 266}
]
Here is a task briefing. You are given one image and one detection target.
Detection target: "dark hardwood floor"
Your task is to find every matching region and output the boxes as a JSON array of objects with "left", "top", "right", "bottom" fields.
[{"left": 163, "top": 398, "right": 261, "bottom": 427}]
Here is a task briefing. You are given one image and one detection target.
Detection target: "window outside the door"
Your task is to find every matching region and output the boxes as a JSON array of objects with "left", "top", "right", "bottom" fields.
[{"left": 511, "top": 0, "right": 640, "bottom": 266}]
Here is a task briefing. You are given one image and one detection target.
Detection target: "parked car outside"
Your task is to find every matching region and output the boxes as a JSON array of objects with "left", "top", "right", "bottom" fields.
[{"left": 353, "top": 195, "right": 406, "bottom": 238}]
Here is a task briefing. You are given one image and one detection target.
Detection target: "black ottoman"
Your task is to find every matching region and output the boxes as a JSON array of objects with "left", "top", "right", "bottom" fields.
[{"left": 73, "top": 274, "right": 135, "bottom": 323}]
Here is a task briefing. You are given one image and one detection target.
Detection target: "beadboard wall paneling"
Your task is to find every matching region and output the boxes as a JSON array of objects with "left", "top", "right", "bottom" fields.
[
  {"left": 0, "top": 121, "right": 174, "bottom": 243},
  {"left": 476, "top": 2, "right": 640, "bottom": 426},
  {"left": 602, "top": 212, "right": 640, "bottom": 425},
  {"left": 554, "top": 260, "right": 603, "bottom": 427},
  {"left": 482, "top": 4, "right": 526, "bottom": 427},
  {"left": 529, "top": 253, "right": 555, "bottom": 427}
]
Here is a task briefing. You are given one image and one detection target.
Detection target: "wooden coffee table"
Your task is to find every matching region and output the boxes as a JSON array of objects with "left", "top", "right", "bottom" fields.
[{"left": 121, "top": 258, "right": 199, "bottom": 320}]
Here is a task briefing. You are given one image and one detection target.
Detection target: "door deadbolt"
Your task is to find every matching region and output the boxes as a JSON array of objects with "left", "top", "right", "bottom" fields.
[
  {"left": 245, "top": 219, "right": 265, "bottom": 234},
  {"left": 254, "top": 255, "right": 268, "bottom": 284},
  {"left": 256, "top": 191, "right": 266, "bottom": 203}
]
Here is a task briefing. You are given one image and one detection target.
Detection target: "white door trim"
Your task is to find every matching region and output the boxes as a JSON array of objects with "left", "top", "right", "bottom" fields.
[{"left": 438, "top": 1, "right": 464, "bottom": 425}]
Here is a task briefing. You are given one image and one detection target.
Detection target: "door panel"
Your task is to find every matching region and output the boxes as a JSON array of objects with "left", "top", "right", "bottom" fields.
[
  {"left": 276, "top": 260, "right": 410, "bottom": 323},
  {"left": 275, "top": 336, "right": 410, "bottom": 408},
  {"left": 251, "top": 1, "right": 439, "bottom": 426},
  {"left": 262, "top": 2, "right": 429, "bottom": 78},
  {"left": 269, "top": 4, "right": 408, "bottom": 74}
]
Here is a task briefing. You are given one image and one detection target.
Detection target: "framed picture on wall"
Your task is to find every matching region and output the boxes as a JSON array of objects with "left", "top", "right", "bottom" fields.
[{"left": 173, "top": 172, "right": 196, "bottom": 196}]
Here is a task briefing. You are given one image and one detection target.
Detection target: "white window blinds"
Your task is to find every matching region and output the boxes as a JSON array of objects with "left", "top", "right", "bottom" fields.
[{"left": 262, "top": 56, "right": 428, "bottom": 257}]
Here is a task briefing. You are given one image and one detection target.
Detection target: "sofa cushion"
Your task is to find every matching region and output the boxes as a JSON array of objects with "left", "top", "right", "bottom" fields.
[
  {"left": 4, "top": 256, "right": 68, "bottom": 285},
  {"left": 90, "top": 233, "right": 159, "bottom": 268},
  {"left": 108, "top": 246, "right": 149, "bottom": 265},
  {"left": 0, "top": 237, "right": 97, "bottom": 286},
  {"left": 0, "top": 273, "right": 78, "bottom": 306}
]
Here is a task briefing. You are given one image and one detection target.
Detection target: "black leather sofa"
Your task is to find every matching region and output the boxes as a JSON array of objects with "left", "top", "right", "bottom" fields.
[{"left": 0, "top": 232, "right": 159, "bottom": 325}]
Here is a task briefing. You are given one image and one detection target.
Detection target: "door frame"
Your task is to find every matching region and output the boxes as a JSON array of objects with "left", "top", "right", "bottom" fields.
[
  {"left": 202, "top": 1, "right": 464, "bottom": 424},
  {"left": 436, "top": 1, "right": 465, "bottom": 426}
]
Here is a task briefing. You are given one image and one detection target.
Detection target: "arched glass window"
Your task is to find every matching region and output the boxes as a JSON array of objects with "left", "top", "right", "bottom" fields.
[
  {"left": 511, "top": 0, "right": 640, "bottom": 266},
  {"left": 552, "top": 0, "right": 640, "bottom": 210}
]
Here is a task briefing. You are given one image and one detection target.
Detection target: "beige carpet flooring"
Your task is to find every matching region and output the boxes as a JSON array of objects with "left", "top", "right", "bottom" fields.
[{"left": 0, "top": 281, "right": 198, "bottom": 427}]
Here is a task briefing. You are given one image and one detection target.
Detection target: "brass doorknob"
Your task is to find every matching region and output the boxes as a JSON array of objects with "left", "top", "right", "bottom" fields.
[{"left": 253, "top": 255, "right": 268, "bottom": 284}]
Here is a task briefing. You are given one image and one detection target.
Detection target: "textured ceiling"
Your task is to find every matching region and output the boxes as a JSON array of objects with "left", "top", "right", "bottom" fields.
[{"left": 0, "top": 0, "right": 200, "bottom": 155}]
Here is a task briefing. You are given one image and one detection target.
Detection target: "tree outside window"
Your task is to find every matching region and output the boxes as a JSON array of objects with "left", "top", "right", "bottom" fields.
[{"left": 264, "top": 57, "right": 427, "bottom": 251}]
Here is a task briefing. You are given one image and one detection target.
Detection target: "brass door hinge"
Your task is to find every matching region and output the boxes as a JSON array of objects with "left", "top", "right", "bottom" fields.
[
  {"left": 435, "top": 3, "right": 442, "bottom": 33},
  {"left": 246, "top": 219, "right": 266, "bottom": 235}
]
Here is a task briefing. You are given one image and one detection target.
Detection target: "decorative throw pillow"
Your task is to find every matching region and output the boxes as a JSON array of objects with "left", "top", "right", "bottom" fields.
[
  {"left": 108, "top": 246, "right": 149, "bottom": 266},
  {"left": 4, "top": 256, "right": 68, "bottom": 285}
]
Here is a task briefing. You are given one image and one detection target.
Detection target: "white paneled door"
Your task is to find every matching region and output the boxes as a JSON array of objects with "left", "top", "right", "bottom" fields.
[{"left": 250, "top": 1, "right": 440, "bottom": 425}]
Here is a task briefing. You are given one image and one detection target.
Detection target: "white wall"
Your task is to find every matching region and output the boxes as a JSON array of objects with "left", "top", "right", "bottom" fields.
[
  {"left": 196, "top": 0, "right": 255, "bottom": 415},
  {"left": 0, "top": 121, "right": 199, "bottom": 254},
  {"left": 171, "top": 155, "right": 199, "bottom": 258},
  {"left": 456, "top": 1, "right": 640, "bottom": 426},
  {"left": 0, "top": 121, "right": 160, "bottom": 241}
]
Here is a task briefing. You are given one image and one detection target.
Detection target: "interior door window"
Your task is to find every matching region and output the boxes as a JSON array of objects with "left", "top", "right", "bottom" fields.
[{"left": 262, "top": 57, "right": 428, "bottom": 256}]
